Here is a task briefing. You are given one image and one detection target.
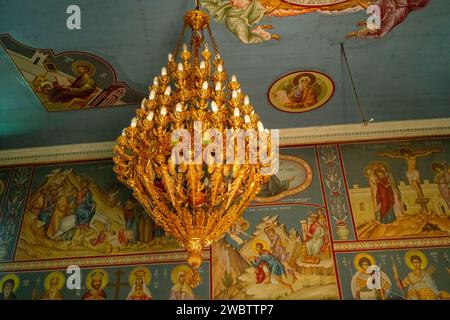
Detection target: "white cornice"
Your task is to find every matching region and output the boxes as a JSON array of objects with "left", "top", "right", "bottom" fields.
[{"left": 1, "top": 117, "right": 449, "bottom": 166}]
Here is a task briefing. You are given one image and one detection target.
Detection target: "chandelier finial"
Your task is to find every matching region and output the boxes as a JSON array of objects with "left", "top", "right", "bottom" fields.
[{"left": 184, "top": 9, "right": 210, "bottom": 31}]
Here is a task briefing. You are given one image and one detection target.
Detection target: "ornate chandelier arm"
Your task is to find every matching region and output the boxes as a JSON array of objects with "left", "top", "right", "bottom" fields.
[
  {"left": 209, "top": 174, "right": 260, "bottom": 240},
  {"left": 218, "top": 165, "right": 249, "bottom": 214},
  {"left": 207, "top": 164, "right": 223, "bottom": 207}
]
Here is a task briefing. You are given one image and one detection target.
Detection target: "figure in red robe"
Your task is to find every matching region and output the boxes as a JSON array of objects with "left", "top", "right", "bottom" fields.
[
  {"left": 374, "top": 169, "right": 396, "bottom": 224},
  {"left": 81, "top": 271, "right": 107, "bottom": 300}
]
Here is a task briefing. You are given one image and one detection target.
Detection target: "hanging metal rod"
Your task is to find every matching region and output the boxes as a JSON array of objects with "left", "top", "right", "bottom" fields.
[{"left": 340, "top": 42, "right": 373, "bottom": 126}]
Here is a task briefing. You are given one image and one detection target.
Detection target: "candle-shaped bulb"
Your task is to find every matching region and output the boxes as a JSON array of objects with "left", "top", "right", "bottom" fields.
[
  {"left": 215, "top": 82, "right": 221, "bottom": 91},
  {"left": 177, "top": 63, "right": 183, "bottom": 71},
  {"left": 200, "top": 60, "right": 206, "bottom": 69},
  {"left": 211, "top": 101, "right": 218, "bottom": 113},
  {"left": 161, "top": 67, "right": 167, "bottom": 76},
  {"left": 217, "top": 63, "right": 223, "bottom": 72},
  {"left": 216, "top": 53, "right": 221, "bottom": 60},
  {"left": 257, "top": 121, "right": 264, "bottom": 131},
  {"left": 175, "top": 103, "right": 182, "bottom": 113},
  {"left": 232, "top": 90, "right": 238, "bottom": 99},
  {"left": 244, "top": 95, "right": 249, "bottom": 106},
  {"left": 153, "top": 76, "right": 158, "bottom": 86},
  {"left": 141, "top": 98, "right": 147, "bottom": 109},
  {"left": 202, "top": 81, "right": 208, "bottom": 90},
  {"left": 183, "top": 43, "right": 187, "bottom": 51},
  {"left": 168, "top": 53, "right": 173, "bottom": 61},
  {"left": 231, "top": 75, "right": 237, "bottom": 82},
  {"left": 244, "top": 115, "right": 251, "bottom": 123},
  {"left": 121, "top": 129, "right": 126, "bottom": 136},
  {"left": 146, "top": 111, "right": 154, "bottom": 121},
  {"left": 204, "top": 43, "right": 209, "bottom": 51},
  {"left": 234, "top": 107, "right": 240, "bottom": 117},
  {"left": 164, "top": 86, "right": 171, "bottom": 96},
  {"left": 160, "top": 107, "right": 167, "bottom": 116},
  {"left": 149, "top": 90, "right": 155, "bottom": 100},
  {"left": 130, "top": 117, "right": 137, "bottom": 128}
]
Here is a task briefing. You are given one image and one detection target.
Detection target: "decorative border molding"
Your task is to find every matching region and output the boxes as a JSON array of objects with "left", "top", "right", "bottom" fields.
[
  {"left": 0, "top": 251, "right": 210, "bottom": 272},
  {"left": 1, "top": 117, "right": 449, "bottom": 166},
  {"left": 280, "top": 117, "right": 450, "bottom": 145},
  {"left": 333, "top": 237, "right": 450, "bottom": 252},
  {"left": 0, "top": 141, "right": 115, "bottom": 166}
]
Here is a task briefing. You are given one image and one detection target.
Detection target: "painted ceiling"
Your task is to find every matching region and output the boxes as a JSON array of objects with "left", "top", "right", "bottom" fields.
[{"left": 0, "top": 0, "right": 449, "bottom": 149}]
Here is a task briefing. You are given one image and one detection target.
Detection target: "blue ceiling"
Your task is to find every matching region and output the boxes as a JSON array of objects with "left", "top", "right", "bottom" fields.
[{"left": 0, "top": 0, "right": 449, "bottom": 149}]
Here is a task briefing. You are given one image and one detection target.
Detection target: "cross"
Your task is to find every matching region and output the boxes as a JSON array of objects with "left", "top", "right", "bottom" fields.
[{"left": 106, "top": 269, "right": 129, "bottom": 300}]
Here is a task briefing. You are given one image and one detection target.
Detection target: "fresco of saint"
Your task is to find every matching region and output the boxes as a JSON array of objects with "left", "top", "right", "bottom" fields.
[
  {"left": 350, "top": 254, "right": 392, "bottom": 300},
  {"left": 394, "top": 251, "right": 449, "bottom": 300},
  {"left": 127, "top": 268, "right": 152, "bottom": 300},
  {"left": 169, "top": 265, "right": 198, "bottom": 300},
  {"left": 81, "top": 270, "right": 108, "bottom": 300},
  {"left": 41, "top": 271, "right": 65, "bottom": 300}
]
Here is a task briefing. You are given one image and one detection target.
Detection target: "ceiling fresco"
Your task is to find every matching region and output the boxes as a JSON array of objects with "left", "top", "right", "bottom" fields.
[{"left": 0, "top": 0, "right": 449, "bottom": 149}]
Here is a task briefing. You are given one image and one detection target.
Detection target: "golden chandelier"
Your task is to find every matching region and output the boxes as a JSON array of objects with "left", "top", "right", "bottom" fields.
[{"left": 113, "top": 6, "right": 274, "bottom": 286}]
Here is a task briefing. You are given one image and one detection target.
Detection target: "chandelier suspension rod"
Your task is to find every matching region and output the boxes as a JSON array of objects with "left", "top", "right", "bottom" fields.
[{"left": 340, "top": 42, "right": 372, "bottom": 126}]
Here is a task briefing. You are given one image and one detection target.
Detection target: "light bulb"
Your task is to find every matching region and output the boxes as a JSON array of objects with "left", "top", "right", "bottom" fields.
[
  {"left": 202, "top": 81, "right": 208, "bottom": 90},
  {"left": 149, "top": 90, "right": 155, "bottom": 100},
  {"left": 200, "top": 61, "right": 206, "bottom": 69},
  {"left": 216, "top": 53, "right": 221, "bottom": 60},
  {"left": 121, "top": 129, "right": 126, "bottom": 136},
  {"left": 237, "top": 88, "right": 241, "bottom": 94},
  {"left": 153, "top": 76, "right": 158, "bottom": 86},
  {"left": 146, "top": 111, "right": 154, "bottom": 121},
  {"left": 215, "top": 82, "right": 221, "bottom": 91},
  {"left": 231, "top": 75, "right": 237, "bottom": 82},
  {"left": 234, "top": 107, "right": 240, "bottom": 117},
  {"left": 183, "top": 43, "right": 187, "bottom": 51},
  {"left": 164, "top": 86, "right": 171, "bottom": 96},
  {"left": 244, "top": 115, "right": 250, "bottom": 123},
  {"left": 232, "top": 90, "right": 238, "bottom": 99},
  {"left": 217, "top": 63, "right": 223, "bottom": 72},
  {"left": 257, "top": 121, "right": 264, "bottom": 131},
  {"left": 168, "top": 53, "right": 173, "bottom": 61},
  {"left": 211, "top": 101, "right": 218, "bottom": 113},
  {"left": 175, "top": 103, "right": 182, "bottom": 113},
  {"left": 141, "top": 98, "right": 147, "bottom": 109},
  {"left": 161, "top": 67, "right": 167, "bottom": 76},
  {"left": 204, "top": 43, "right": 209, "bottom": 51},
  {"left": 161, "top": 107, "right": 167, "bottom": 116},
  {"left": 177, "top": 63, "right": 183, "bottom": 71},
  {"left": 130, "top": 117, "right": 137, "bottom": 128},
  {"left": 244, "top": 95, "right": 249, "bottom": 106}
]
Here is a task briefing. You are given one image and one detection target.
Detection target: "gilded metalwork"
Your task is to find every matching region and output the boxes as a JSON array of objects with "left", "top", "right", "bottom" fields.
[{"left": 113, "top": 9, "right": 272, "bottom": 287}]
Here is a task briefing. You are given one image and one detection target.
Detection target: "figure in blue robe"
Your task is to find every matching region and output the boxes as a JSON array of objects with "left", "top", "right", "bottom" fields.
[{"left": 75, "top": 183, "right": 96, "bottom": 228}]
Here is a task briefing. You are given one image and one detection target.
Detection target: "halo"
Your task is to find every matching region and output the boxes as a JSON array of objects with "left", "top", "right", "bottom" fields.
[
  {"left": 240, "top": 218, "right": 250, "bottom": 231},
  {"left": 44, "top": 271, "right": 65, "bottom": 290},
  {"left": 404, "top": 250, "right": 428, "bottom": 270},
  {"left": 292, "top": 73, "right": 316, "bottom": 86},
  {"left": 353, "top": 253, "right": 376, "bottom": 272},
  {"left": 170, "top": 264, "right": 192, "bottom": 285},
  {"left": 252, "top": 239, "right": 268, "bottom": 253},
  {"left": 128, "top": 266, "right": 151, "bottom": 286},
  {"left": 71, "top": 60, "right": 96, "bottom": 77},
  {"left": 85, "top": 269, "right": 109, "bottom": 290},
  {"left": 0, "top": 274, "right": 20, "bottom": 293}
]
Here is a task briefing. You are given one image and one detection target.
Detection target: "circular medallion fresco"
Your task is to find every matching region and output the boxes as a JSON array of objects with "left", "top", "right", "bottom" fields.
[{"left": 268, "top": 70, "right": 334, "bottom": 113}]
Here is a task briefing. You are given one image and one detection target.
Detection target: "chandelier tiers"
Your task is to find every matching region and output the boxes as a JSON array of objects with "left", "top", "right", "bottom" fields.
[{"left": 113, "top": 8, "right": 274, "bottom": 287}]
